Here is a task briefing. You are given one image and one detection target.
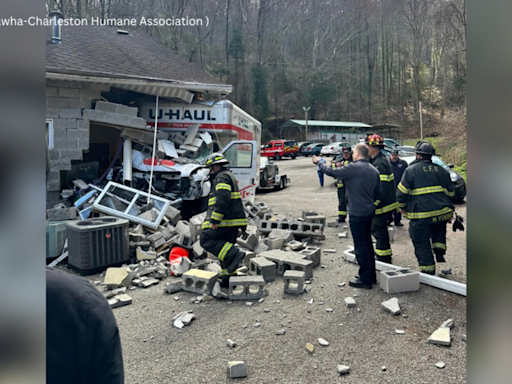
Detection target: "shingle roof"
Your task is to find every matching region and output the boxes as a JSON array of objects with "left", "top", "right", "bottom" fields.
[{"left": 46, "top": 25, "right": 225, "bottom": 86}]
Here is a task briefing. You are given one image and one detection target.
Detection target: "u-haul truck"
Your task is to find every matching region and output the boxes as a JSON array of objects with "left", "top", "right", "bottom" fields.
[{"left": 139, "top": 100, "right": 262, "bottom": 202}]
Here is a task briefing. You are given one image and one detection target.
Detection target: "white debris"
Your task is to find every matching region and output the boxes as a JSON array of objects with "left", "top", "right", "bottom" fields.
[
  {"left": 440, "top": 319, "right": 454, "bottom": 329},
  {"left": 435, "top": 362, "right": 446, "bottom": 369},
  {"left": 395, "top": 330, "right": 405, "bottom": 334},
  {"left": 381, "top": 297, "right": 401, "bottom": 315},
  {"left": 345, "top": 297, "right": 356, "bottom": 307},
  {"left": 337, "top": 365, "right": 350, "bottom": 375},
  {"left": 318, "top": 338, "right": 329, "bottom": 346},
  {"left": 428, "top": 327, "right": 451, "bottom": 346}
]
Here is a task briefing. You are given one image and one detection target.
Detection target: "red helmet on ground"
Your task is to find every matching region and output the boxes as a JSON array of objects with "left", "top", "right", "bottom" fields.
[{"left": 366, "top": 134, "right": 384, "bottom": 147}]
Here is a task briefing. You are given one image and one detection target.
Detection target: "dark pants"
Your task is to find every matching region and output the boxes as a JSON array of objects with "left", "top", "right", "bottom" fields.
[
  {"left": 337, "top": 186, "right": 347, "bottom": 221},
  {"left": 409, "top": 219, "right": 448, "bottom": 274},
  {"left": 392, "top": 209, "right": 402, "bottom": 224},
  {"left": 200, "top": 227, "right": 243, "bottom": 279},
  {"left": 317, "top": 170, "right": 324, "bottom": 186},
  {"left": 349, "top": 212, "right": 376, "bottom": 284},
  {"left": 372, "top": 213, "right": 392, "bottom": 261}
]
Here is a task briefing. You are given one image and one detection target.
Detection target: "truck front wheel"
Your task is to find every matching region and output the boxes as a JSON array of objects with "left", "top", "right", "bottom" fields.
[{"left": 274, "top": 153, "right": 281, "bottom": 161}]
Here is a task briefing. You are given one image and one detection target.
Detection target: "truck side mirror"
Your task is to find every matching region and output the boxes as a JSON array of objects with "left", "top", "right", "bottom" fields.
[{"left": 448, "top": 164, "right": 454, "bottom": 168}]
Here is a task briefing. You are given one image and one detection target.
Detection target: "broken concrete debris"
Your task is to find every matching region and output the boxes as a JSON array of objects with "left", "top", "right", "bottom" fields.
[
  {"left": 428, "top": 327, "right": 451, "bottom": 346},
  {"left": 381, "top": 297, "right": 402, "bottom": 315},
  {"left": 306, "top": 343, "right": 315, "bottom": 353},
  {"left": 108, "top": 294, "right": 132, "bottom": 309},
  {"left": 337, "top": 365, "right": 350, "bottom": 375},
  {"left": 345, "top": 297, "right": 356, "bottom": 308},
  {"left": 440, "top": 319, "right": 454, "bottom": 329},
  {"left": 318, "top": 338, "right": 329, "bottom": 346},
  {"left": 435, "top": 362, "right": 446, "bottom": 369},
  {"left": 227, "top": 339, "right": 237, "bottom": 348},
  {"left": 228, "top": 361, "right": 247, "bottom": 379}
]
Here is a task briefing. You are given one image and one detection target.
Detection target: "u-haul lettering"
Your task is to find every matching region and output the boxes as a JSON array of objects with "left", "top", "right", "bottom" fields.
[{"left": 148, "top": 109, "right": 216, "bottom": 121}]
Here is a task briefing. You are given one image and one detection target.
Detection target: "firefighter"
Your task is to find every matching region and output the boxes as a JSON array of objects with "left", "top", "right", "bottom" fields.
[
  {"left": 366, "top": 134, "right": 398, "bottom": 264},
  {"left": 200, "top": 153, "right": 248, "bottom": 286},
  {"left": 389, "top": 149, "right": 408, "bottom": 226},
  {"left": 396, "top": 141, "right": 455, "bottom": 275},
  {"left": 332, "top": 146, "right": 353, "bottom": 223}
]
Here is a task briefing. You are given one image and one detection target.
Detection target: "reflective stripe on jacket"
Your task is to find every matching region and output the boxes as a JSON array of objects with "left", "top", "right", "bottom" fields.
[
  {"left": 396, "top": 159, "right": 455, "bottom": 222},
  {"left": 370, "top": 151, "right": 398, "bottom": 215},
  {"left": 202, "top": 170, "right": 248, "bottom": 229}
]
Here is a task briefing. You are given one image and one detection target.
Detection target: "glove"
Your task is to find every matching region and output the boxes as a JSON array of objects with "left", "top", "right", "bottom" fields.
[{"left": 452, "top": 213, "right": 465, "bottom": 232}]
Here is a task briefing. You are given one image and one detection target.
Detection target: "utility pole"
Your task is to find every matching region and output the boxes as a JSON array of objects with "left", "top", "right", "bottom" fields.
[
  {"left": 419, "top": 101, "right": 423, "bottom": 140},
  {"left": 303, "top": 106, "right": 311, "bottom": 141}
]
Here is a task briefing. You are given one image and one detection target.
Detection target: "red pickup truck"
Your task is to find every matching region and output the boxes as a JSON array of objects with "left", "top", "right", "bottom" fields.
[{"left": 261, "top": 140, "right": 299, "bottom": 160}]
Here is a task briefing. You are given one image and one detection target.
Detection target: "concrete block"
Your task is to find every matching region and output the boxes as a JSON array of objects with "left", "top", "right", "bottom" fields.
[
  {"left": 249, "top": 257, "right": 276, "bottom": 282},
  {"left": 46, "top": 87, "right": 58, "bottom": 97},
  {"left": 236, "top": 232, "right": 258, "bottom": 250},
  {"left": 260, "top": 250, "right": 313, "bottom": 279},
  {"left": 83, "top": 109, "right": 146, "bottom": 130},
  {"left": 379, "top": 268, "right": 420, "bottom": 293},
  {"left": 285, "top": 240, "right": 304, "bottom": 251},
  {"left": 264, "top": 237, "right": 284, "bottom": 250},
  {"left": 229, "top": 275, "right": 266, "bottom": 300},
  {"left": 147, "top": 232, "right": 165, "bottom": 248},
  {"left": 47, "top": 206, "right": 77, "bottom": 221},
  {"left": 59, "top": 149, "right": 83, "bottom": 161},
  {"left": 268, "top": 229, "right": 294, "bottom": 243},
  {"left": 54, "top": 138, "right": 77, "bottom": 150},
  {"left": 139, "top": 277, "right": 159, "bottom": 288},
  {"left": 176, "top": 220, "right": 191, "bottom": 237},
  {"left": 164, "top": 206, "right": 182, "bottom": 225},
  {"left": 228, "top": 361, "right": 247, "bottom": 379},
  {"left": 304, "top": 215, "right": 326, "bottom": 227},
  {"left": 189, "top": 213, "right": 206, "bottom": 241},
  {"left": 182, "top": 269, "right": 218, "bottom": 295},
  {"left": 193, "top": 240, "right": 205, "bottom": 258},
  {"left": 283, "top": 270, "right": 305, "bottom": 294},
  {"left": 170, "top": 256, "right": 192, "bottom": 276},
  {"left": 241, "top": 249, "right": 256, "bottom": 266},
  {"left": 47, "top": 107, "right": 59, "bottom": 118},
  {"left": 298, "top": 246, "right": 321, "bottom": 268},
  {"left": 76, "top": 119, "right": 89, "bottom": 130},
  {"left": 59, "top": 108, "right": 82, "bottom": 119},
  {"left": 66, "top": 129, "right": 89, "bottom": 140},
  {"left": 428, "top": 327, "right": 451, "bottom": 346},
  {"left": 302, "top": 211, "right": 318, "bottom": 219},
  {"left": 55, "top": 118, "right": 78, "bottom": 129},
  {"left": 164, "top": 279, "right": 184, "bottom": 294},
  {"left": 136, "top": 247, "right": 156, "bottom": 261},
  {"left": 47, "top": 97, "right": 70, "bottom": 108},
  {"left": 253, "top": 241, "right": 269, "bottom": 255},
  {"left": 108, "top": 294, "right": 132, "bottom": 308},
  {"left": 58, "top": 88, "right": 81, "bottom": 98}
]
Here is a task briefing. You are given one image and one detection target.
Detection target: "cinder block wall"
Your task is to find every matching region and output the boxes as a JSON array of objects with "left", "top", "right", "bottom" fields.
[{"left": 46, "top": 79, "right": 110, "bottom": 207}]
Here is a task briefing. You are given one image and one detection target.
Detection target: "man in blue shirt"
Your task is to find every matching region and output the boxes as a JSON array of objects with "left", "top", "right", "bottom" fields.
[{"left": 313, "top": 143, "right": 381, "bottom": 288}]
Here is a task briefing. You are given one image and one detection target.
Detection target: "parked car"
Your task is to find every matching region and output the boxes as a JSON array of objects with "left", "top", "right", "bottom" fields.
[
  {"left": 320, "top": 142, "right": 351, "bottom": 156},
  {"left": 298, "top": 141, "right": 314, "bottom": 154},
  {"left": 261, "top": 140, "right": 299, "bottom": 160},
  {"left": 301, "top": 143, "right": 324, "bottom": 157},
  {"left": 401, "top": 155, "right": 466, "bottom": 203}
]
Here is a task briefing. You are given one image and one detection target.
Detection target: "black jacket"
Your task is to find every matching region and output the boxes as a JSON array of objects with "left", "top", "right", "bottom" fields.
[
  {"left": 396, "top": 159, "right": 455, "bottom": 222},
  {"left": 202, "top": 169, "right": 247, "bottom": 230},
  {"left": 46, "top": 267, "right": 124, "bottom": 384},
  {"left": 319, "top": 159, "right": 381, "bottom": 217},
  {"left": 370, "top": 151, "right": 398, "bottom": 215},
  {"left": 390, "top": 158, "right": 408, "bottom": 187}
]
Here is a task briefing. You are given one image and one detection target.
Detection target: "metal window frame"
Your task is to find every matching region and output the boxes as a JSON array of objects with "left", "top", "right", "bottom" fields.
[
  {"left": 92, "top": 181, "right": 171, "bottom": 229},
  {"left": 46, "top": 118, "right": 54, "bottom": 149}
]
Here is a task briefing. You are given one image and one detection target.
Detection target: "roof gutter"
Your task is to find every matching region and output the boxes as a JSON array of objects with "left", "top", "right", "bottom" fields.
[{"left": 46, "top": 70, "right": 233, "bottom": 95}]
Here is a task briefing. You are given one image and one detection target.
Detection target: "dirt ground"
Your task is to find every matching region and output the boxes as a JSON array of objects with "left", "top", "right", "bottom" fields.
[{"left": 88, "top": 156, "right": 467, "bottom": 383}]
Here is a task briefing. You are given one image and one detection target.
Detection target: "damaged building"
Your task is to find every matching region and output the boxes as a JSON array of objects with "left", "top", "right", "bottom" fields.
[{"left": 45, "top": 16, "right": 262, "bottom": 214}]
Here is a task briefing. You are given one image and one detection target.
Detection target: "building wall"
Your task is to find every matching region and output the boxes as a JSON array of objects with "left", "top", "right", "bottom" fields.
[{"left": 46, "top": 79, "right": 110, "bottom": 206}]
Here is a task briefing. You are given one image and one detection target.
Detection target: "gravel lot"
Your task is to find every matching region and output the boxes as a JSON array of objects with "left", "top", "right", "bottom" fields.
[{"left": 92, "top": 156, "right": 467, "bottom": 383}]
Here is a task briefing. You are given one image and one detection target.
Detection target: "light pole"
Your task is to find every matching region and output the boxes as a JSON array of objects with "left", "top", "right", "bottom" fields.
[{"left": 303, "top": 106, "right": 311, "bottom": 142}]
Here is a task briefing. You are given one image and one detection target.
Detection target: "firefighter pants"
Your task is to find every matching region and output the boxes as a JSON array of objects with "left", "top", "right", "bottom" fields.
[
  {"left": 409, "top": 219, "right": 448, "bottom": 274},
  {"left": 337, "top": 186, "right": 347, "bottom": 221},
  {"left": 200, "top": 227, "right": 243, "bottom": 279},
  {"left": 372, "top": 213, "right": 392, "bottom": 262}
]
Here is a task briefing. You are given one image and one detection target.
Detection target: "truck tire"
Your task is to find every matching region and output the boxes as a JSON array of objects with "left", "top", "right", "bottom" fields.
[
  {"left": 291, "top": 154, "right": 297, "bottom": 159},
  {"left": 274, "top": 153, "right": 281, "bottom": 161}
]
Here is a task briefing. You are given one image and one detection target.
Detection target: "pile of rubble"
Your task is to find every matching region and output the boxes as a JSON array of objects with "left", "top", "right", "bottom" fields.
[{"left": 97, "top": 202, "right": 332, "bottom": 311}]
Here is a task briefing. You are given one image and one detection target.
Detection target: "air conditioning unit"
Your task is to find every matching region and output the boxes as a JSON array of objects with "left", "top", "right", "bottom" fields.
[
  {"left": 66, "top": 216, "right": 129, "bottom": 275},
  {"left": 46, "top": 221, "right": 68, "bottom": 258}
]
